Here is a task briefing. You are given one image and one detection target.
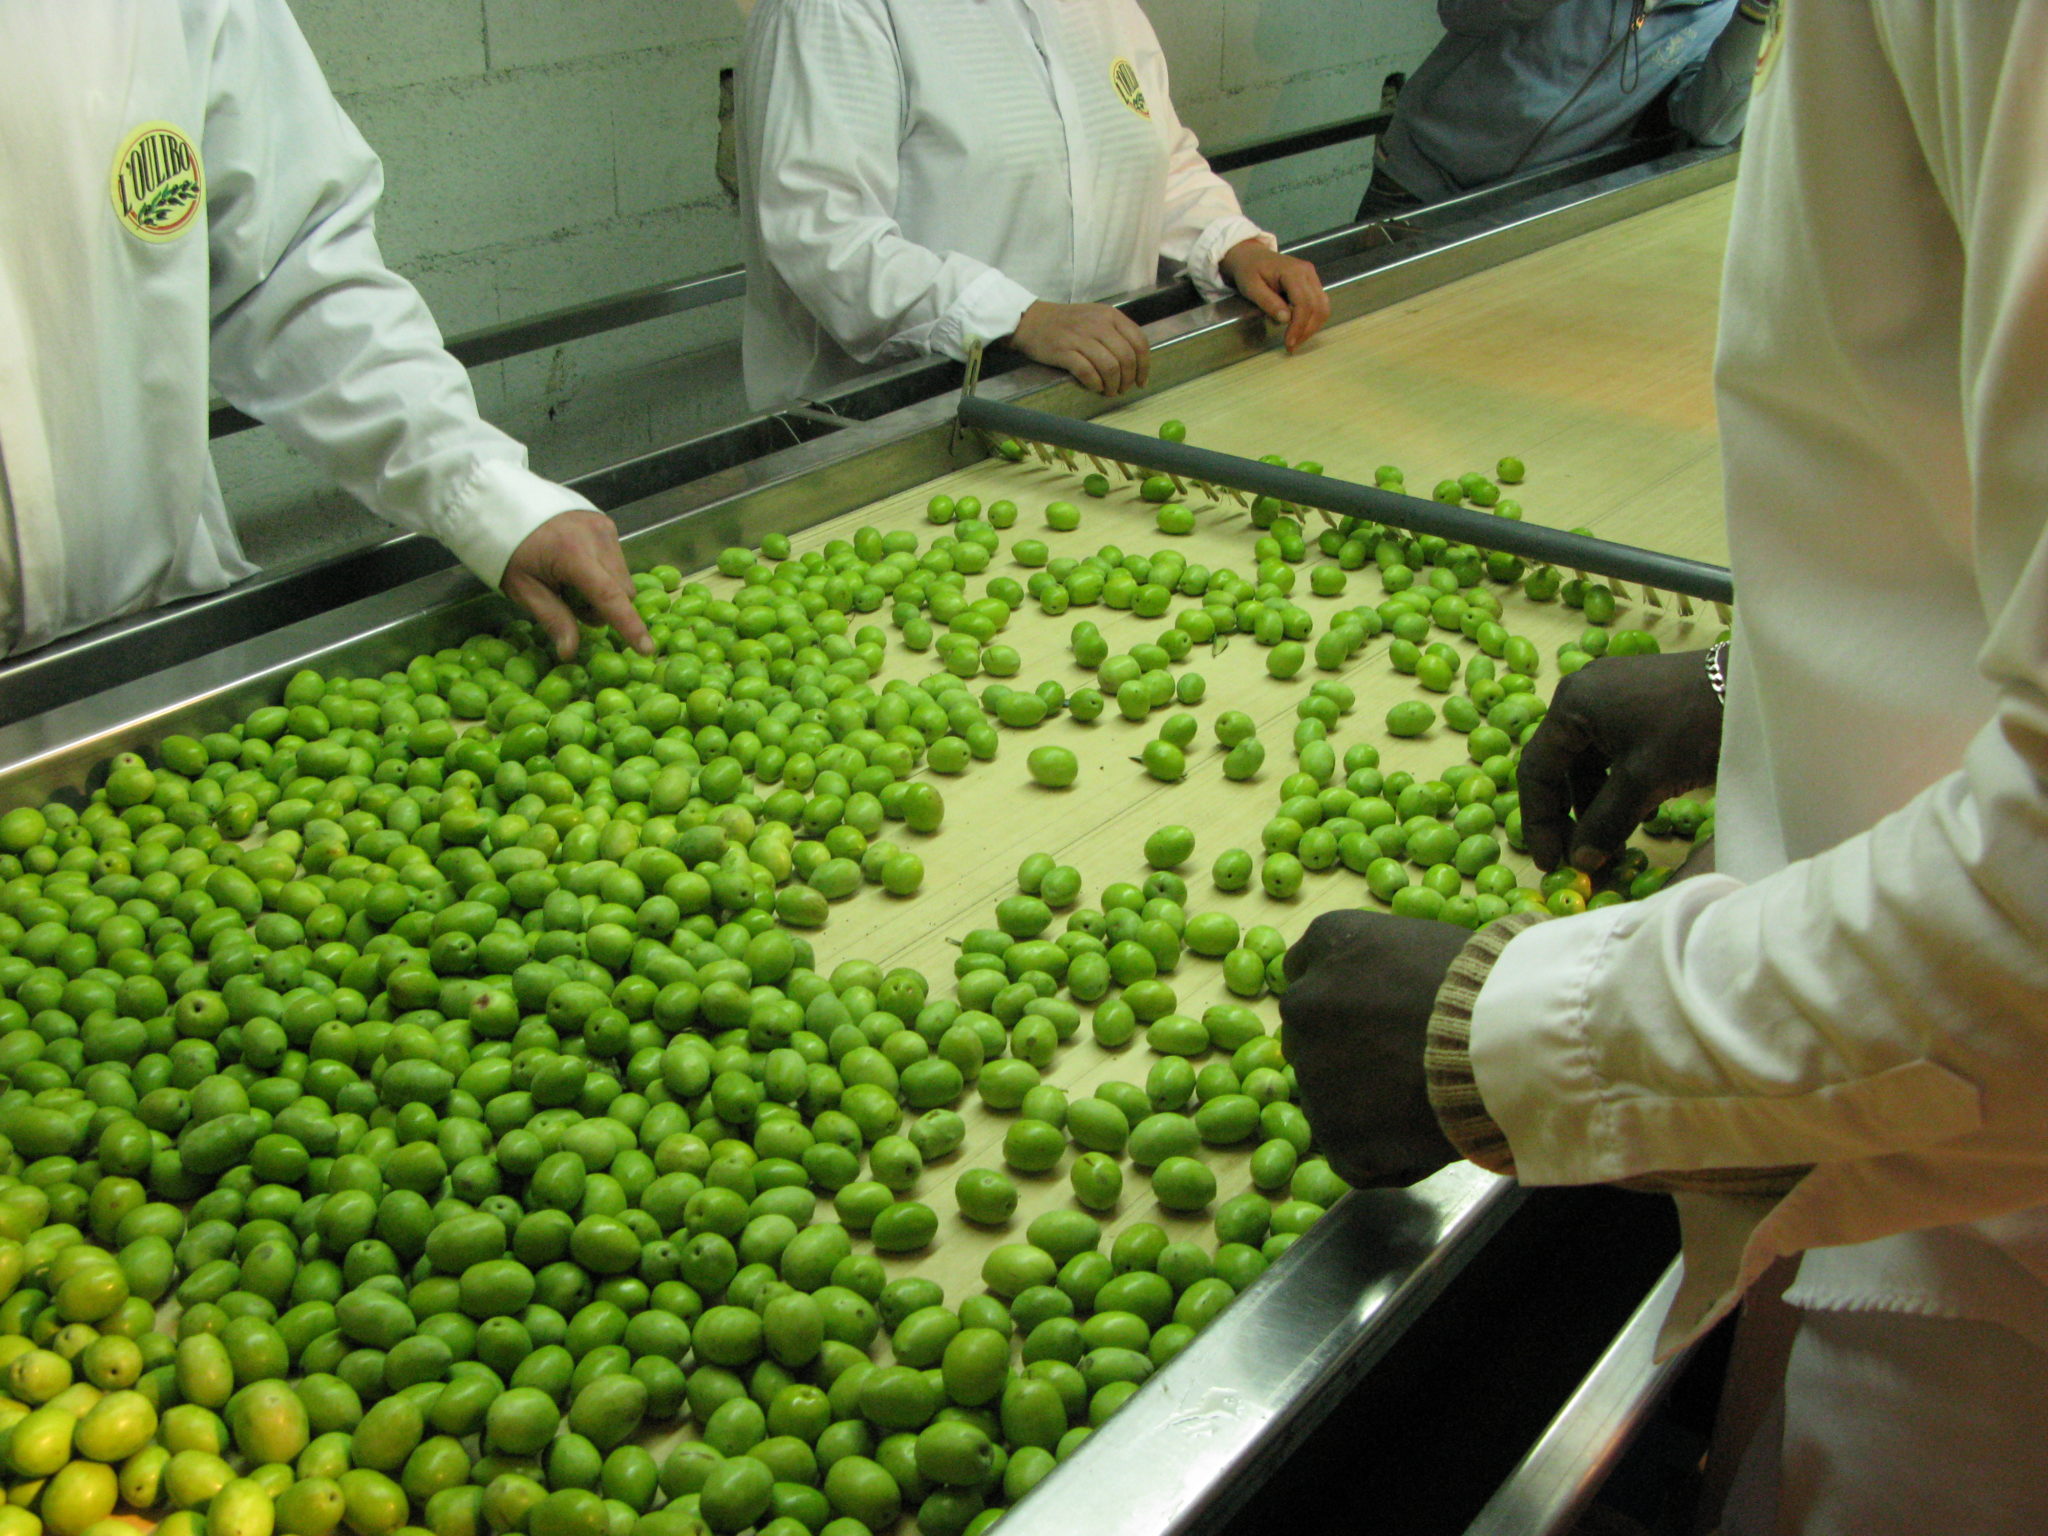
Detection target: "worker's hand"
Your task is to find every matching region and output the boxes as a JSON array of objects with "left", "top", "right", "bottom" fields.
[
  {"left": 1220, "top": 240, "right": 1331, "bottom": 353},
  {"left": 1517, "top": 650, "right": 1723, "bottom": 875},
  {"left": 501, "top": 508, "right": 655, "bottom": 662},
  {"left": 1280, "top": 910, "right": 1470, "bottom": 1189},
  {"left": 1008, "top": 301, "right": 1150, "bottom": 396}
]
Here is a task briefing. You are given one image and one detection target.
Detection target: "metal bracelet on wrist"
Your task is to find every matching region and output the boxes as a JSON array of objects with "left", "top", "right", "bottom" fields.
[{"left": 1705, "top": 641, "right": 1730, "bottom": 705}]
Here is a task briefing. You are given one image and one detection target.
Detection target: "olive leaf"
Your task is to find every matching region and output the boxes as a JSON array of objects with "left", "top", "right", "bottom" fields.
[{"left": 138, "top": 178, "right": 198, "bottom": 227}]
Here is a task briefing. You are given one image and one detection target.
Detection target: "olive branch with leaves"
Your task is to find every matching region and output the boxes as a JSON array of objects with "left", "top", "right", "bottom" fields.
[{"left": 137, "top": 177, "right": 198, "bottom": 228}]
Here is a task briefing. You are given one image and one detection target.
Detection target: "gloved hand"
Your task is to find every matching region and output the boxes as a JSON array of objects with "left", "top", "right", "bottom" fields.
[
  {"left": 1280, "top": 910, "right": 1472, "bottom": 1189},
  {"left": 1516, "top": 649, "right": 1723, "bottom": 875}
]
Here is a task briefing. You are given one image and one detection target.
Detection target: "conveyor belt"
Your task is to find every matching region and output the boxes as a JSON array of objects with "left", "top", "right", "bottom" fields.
[{"left": 0, "top": 165, "right": 1738, "bottom": 1536}]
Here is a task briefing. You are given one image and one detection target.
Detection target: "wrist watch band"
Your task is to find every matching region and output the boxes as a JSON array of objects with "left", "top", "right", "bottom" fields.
[{"left": 1706, "top": 641, "right": 1731, "bottom": 705}]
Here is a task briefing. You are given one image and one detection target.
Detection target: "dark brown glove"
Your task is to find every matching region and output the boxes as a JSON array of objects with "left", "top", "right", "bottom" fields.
[
  {"left": 1280, "top": 911, "right": 1471, "bottom": 1189},
  {"left": 1516, "top": 650, "right": 1723, "bottom": 875}
]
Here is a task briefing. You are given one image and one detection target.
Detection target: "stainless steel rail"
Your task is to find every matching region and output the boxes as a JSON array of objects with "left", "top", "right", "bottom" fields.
[
  {"left": 1463, "top": 1260, "right": 1693, "bottom": 1536},
  {"left": 1001, "top": 1166, "right": 1519, "bottom": 1536},
  {"left": 1205, "top": 110, "right": 1390, "bottom": 175},
  {"left": 207, "top": 268, "right": 750, "bottom": 439}
]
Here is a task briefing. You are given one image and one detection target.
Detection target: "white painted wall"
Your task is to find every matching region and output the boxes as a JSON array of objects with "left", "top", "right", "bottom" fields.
[{"left": 219, "top": 0, "right": 1441, "bottom": 570}]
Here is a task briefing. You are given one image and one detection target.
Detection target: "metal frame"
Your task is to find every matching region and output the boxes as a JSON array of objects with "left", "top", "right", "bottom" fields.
[
  {"left": 1, "top": 142, "right": 1736, "bottom": 769},
  {"left": 208, "top": 268, "right": 751, "bottom": 439},
  {"left": 1462, "top": 1261, "right": 1694, "bottom": 1536},
  {"left": 999, "top": 1167, "right": 1519, "bottom": 1536},
  {"left": 0, "top": 143, "right": 1739, "bottom": 1536},
  {"left": 205, "top": 114, "right": 1405, "bottom": 441},
  {"left": 1194, "top": 109, "right": 1393, "bottom": 176},
  {"left": 6, "top": 138, "right": 1731, "bottom": 729}
]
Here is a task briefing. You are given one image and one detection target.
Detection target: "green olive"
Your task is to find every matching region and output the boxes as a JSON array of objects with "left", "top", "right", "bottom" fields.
[
  {"left": 956, "top": 1170, "right": 1019, "bottom": 1227},
  {"left": 1001, "top": 1120, "right": 1065, "bottom": 1174},
  {"left": 1026, "top": 747, "right": 1078, "bottom": 789},
  {"left": 982, "top": 1245, "right": 1057, "bottom": 1300},
  {"left": 1138, "top": 741, "right": 1185, "bottom": 782},
  {"left": 1150, "top": 1157, "right": 1218, "bottom": 1213},
  {"left": 1386, "top": 700, "right": 1435, "bottom": 737},
  {"left": 1069, "top": 1155, "right": 1123, "bottom": 1213},
  {"left": 1266, "top": 642, "right": 1306, "bottom": 680},
  {"left": 870, "top": 1202, "right": 939, "bottom": 1254}
]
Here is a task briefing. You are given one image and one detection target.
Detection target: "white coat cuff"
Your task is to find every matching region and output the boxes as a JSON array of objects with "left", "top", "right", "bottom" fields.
[
  {"left": 939, "top": 270, "right": 1040, "bottom": 361},
  {"left": 1470, "top": 889, "right": 1985, "bottom": 1185},
  {"left": 1469, "top": 903, "right": 1638, "bottom": 1184},
  {"left": 437, "top": 460, "right": 597, "bottom": 591},
  {"left": 1187, "top": 219, "right": 1273, "bottom": 301}
]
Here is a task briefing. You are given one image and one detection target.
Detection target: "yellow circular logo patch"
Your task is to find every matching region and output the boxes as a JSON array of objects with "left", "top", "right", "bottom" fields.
[
  {"left": 111, "top": 122, "right": 204, "bottom": 243},
  {"left": 1111, "top": 58, "right": 1150, "bottom": 120}
]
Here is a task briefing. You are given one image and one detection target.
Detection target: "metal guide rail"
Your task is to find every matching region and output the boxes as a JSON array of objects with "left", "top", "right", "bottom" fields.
[{"left": 954, "top": 396, "right": 1735, "bottom": 609}]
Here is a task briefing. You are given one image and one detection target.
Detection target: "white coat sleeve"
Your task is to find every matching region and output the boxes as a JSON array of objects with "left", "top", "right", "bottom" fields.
[
  {"left": 1132, "top": 22, "right": 1269, "bottom": 301},
  {"left": 1468, "top": 6, "right": 2048, "bottom": 1325},
  {"left": 741, "top": 0, "right": 1037, "bottom": 365},
  {"left": 197, "top": 0, "right": 587, "bottom": 591}
]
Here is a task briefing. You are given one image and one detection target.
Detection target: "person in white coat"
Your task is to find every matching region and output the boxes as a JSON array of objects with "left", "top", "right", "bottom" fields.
[
  {"left": 0, "top": 0, "right": 650, "bottom": 664},
  {"left": 1282, "top": 4, "right": 2048, "bottom": 1530},
  {"left": 736, "top": 0, "right": 1330, "bottom": 410}
]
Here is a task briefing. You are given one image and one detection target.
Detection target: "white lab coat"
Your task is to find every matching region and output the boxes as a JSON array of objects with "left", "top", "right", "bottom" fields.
[
  {"left": 1468, "top": 0, "right": 2048, "bottom": 1400},
  {"left": 737, "top": 0, "right": 1270, "bottom": 411},
  {"left": 0, "top": 0, "right": 589, "bottom": 658}
]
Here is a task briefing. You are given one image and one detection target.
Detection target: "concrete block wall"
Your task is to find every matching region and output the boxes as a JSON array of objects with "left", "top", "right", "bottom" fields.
[
  {"left": 218, "top": 0, "right": 1440, "bottom": 572},
  {"left": 1155, "top": 0, "right": 1444, "bottom": 237}
]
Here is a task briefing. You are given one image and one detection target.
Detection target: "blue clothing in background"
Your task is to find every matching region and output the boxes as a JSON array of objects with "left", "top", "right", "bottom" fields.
[{"left": 1377, "top": 0, "right": 1762, "bottom": 206}]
